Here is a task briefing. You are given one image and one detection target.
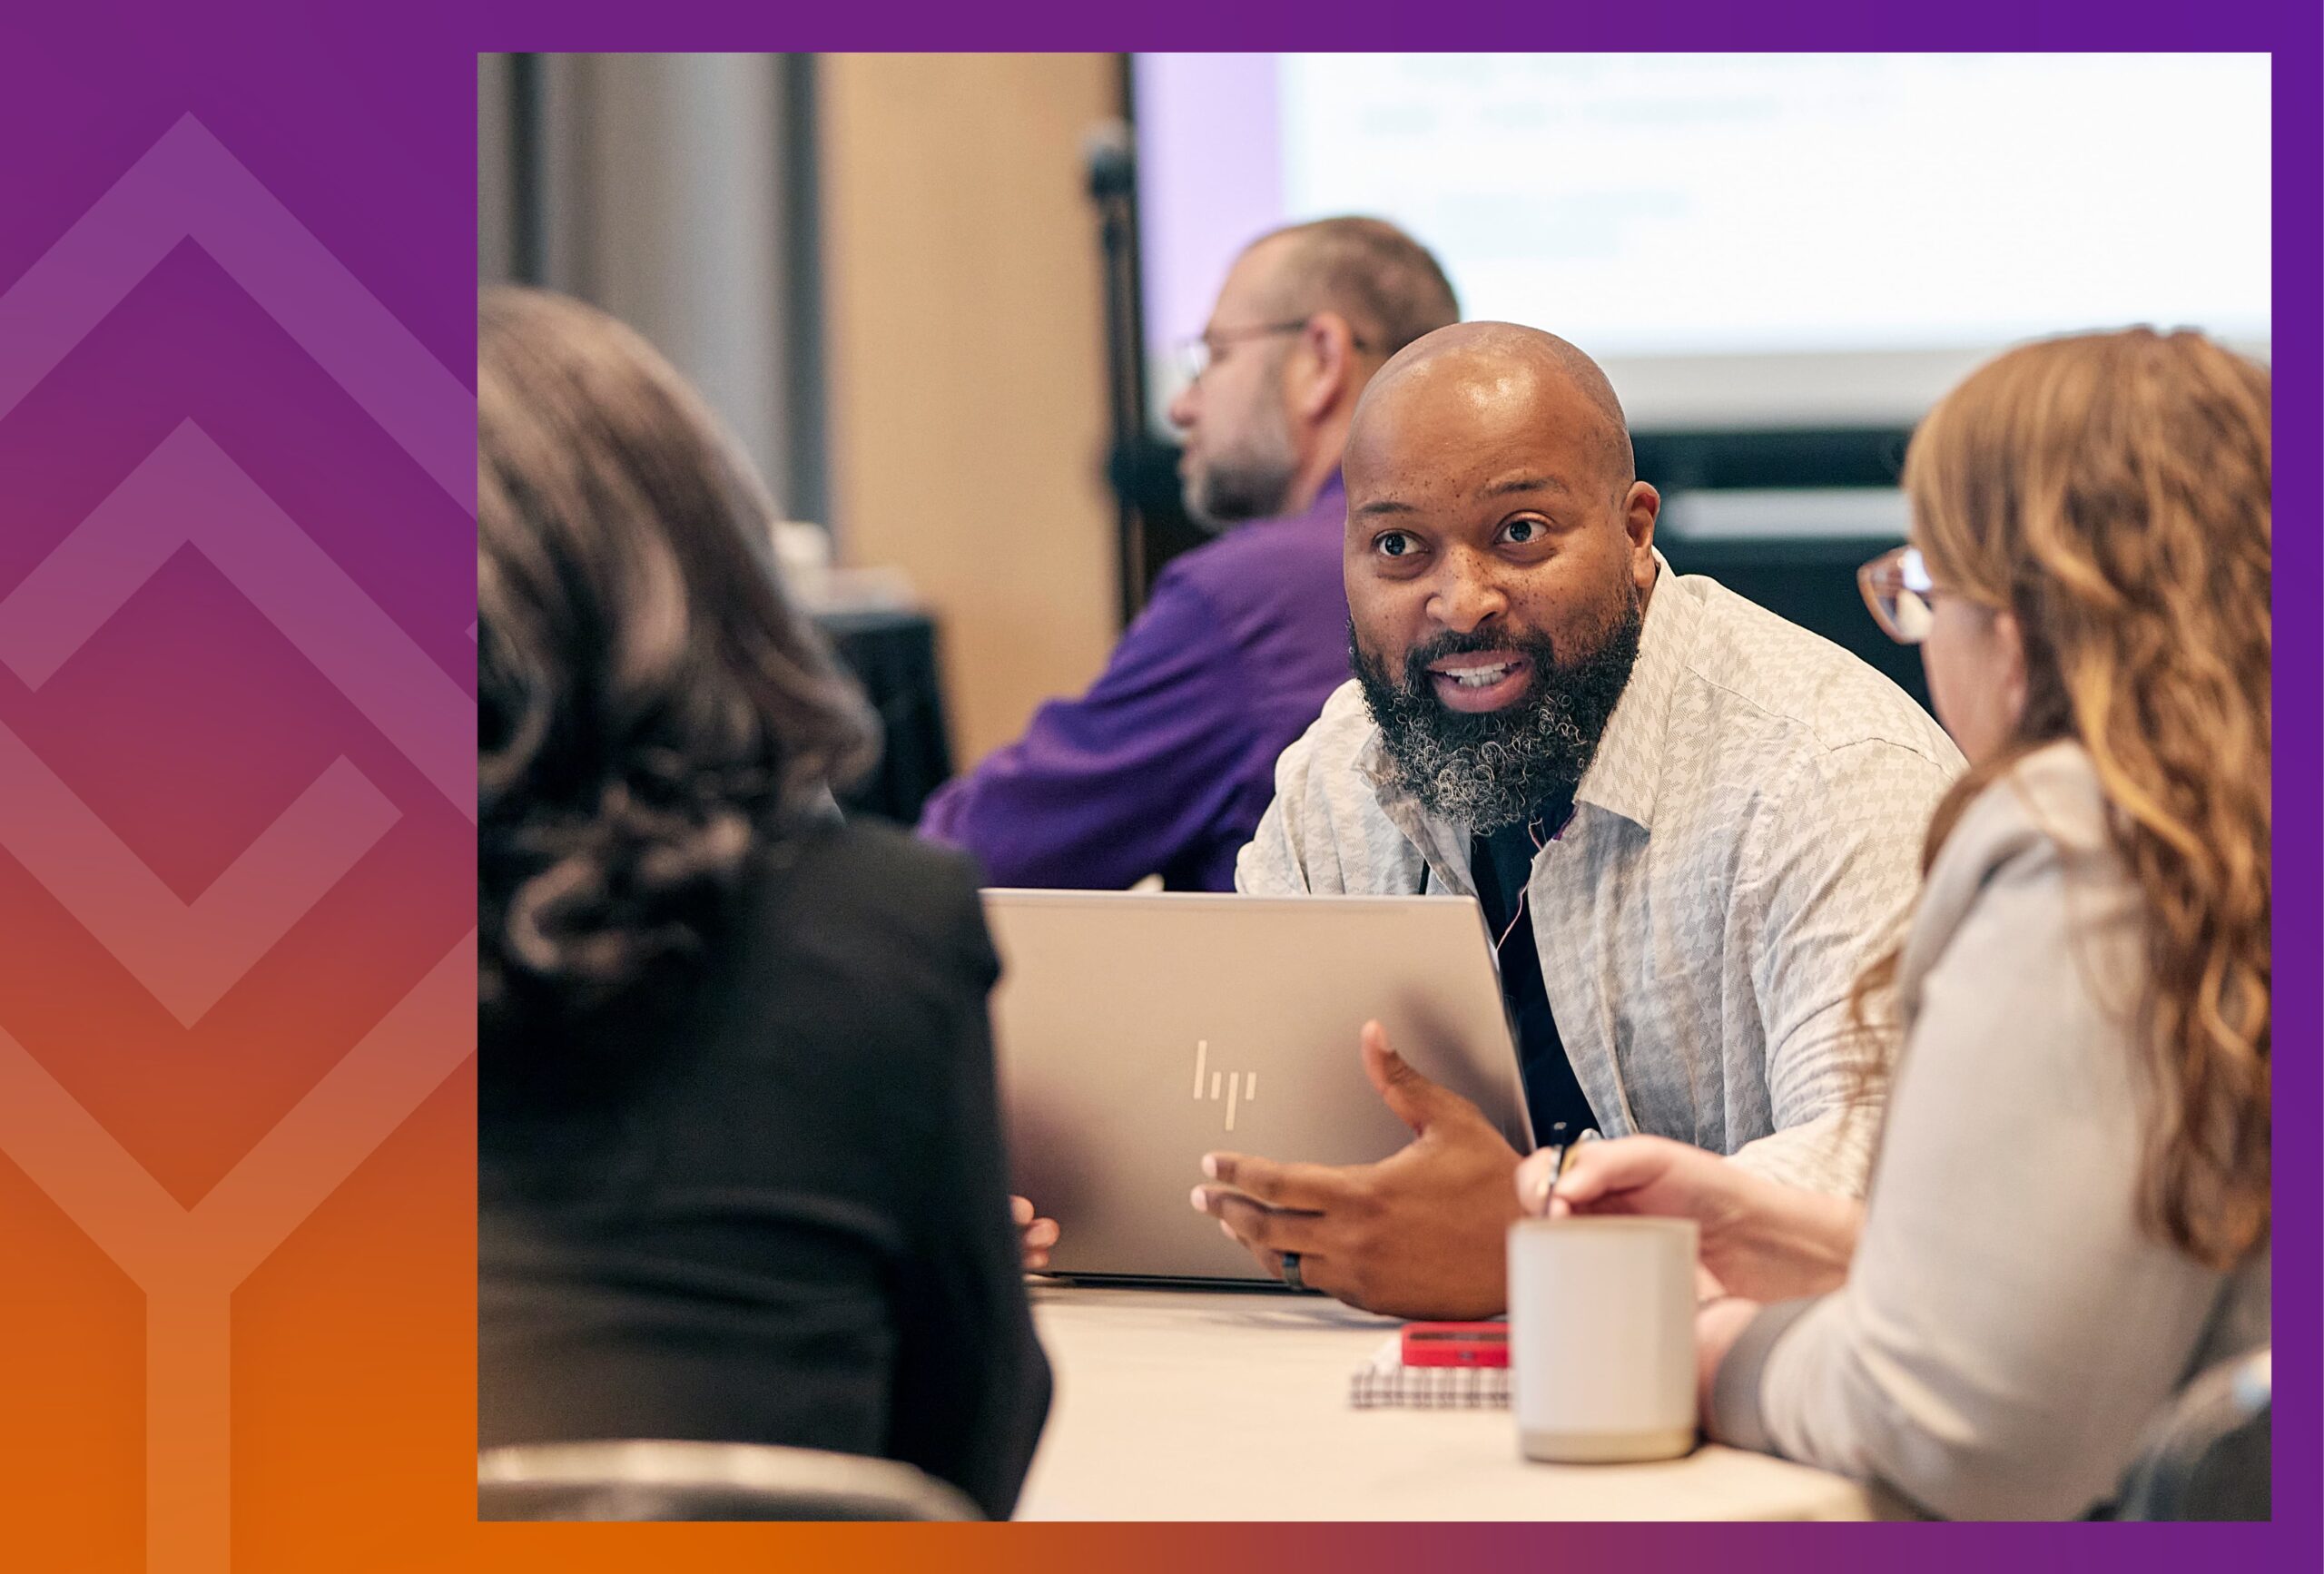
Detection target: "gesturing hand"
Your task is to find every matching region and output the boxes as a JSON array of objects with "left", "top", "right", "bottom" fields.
[{"left": 1191, "top": 1021, "right": 1523, "bottom": 1320}]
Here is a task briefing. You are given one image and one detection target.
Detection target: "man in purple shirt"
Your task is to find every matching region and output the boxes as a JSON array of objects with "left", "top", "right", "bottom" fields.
[{"left": 920, "top": 218, "right": 1462, "bottom": 892}]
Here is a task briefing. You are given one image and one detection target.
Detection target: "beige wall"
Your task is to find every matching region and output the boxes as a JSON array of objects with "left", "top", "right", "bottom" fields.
[{"left": 819, "top": 54, "right": 1122, "bottom": 767}]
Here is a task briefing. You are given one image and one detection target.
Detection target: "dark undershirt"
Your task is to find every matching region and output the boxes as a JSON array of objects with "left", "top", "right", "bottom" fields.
[{"left": 1466, "top": 792, "right": 1599, "bottom": 1146}]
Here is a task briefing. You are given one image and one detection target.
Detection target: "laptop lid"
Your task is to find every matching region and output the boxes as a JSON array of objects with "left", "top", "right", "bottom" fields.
[{"left": 981, "top": 890, "right": 1531, "bottom": 1285}]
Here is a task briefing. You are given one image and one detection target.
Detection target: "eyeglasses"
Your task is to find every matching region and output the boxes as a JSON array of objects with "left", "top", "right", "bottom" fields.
[
  {"left": 1173, "top": 318, "right": 1372, "bottom": 385},
  {"left": 1857, "top": 545, "right": 1943, "bottom": 644}
]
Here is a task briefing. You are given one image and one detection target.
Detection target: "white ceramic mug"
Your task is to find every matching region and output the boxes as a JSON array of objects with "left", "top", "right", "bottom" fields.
[{"left": 1507, "top": 1215, "right": 1699, "bottom": 1463}]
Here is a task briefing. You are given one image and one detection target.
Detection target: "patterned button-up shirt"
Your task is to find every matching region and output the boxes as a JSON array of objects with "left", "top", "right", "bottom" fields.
[{"left": 1236, "top": 558, "right": 1964, "bottom": 1195}]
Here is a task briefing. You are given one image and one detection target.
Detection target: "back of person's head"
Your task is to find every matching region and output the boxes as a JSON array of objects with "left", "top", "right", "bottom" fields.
[
  {"left": 1251, "top": 216, "right": 1461, "bottom": 359},
  {"left": 478, "top": 287, "right": 876, "bottom": 1057},
  {"left": 1905, "top": 326, "right": 2270, "bottom": 1264}
]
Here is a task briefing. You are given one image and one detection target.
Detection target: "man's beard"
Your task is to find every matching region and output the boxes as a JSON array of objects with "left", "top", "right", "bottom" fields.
[
  {"left": 1351, "top": 588, "right": 1645, "bottom": 834},
  {"left": 1184, "top": 394, "right": 1298, "bottom": 529}
]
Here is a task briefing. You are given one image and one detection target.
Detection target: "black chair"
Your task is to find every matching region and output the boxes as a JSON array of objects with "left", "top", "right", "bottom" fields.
[
  {"left": 816, "top": 606, "right": 956, "bottom": 825},
  {"left": 2114, "top": 1348, "right": 2270, "bottom": 1520},
  {"left": 477, "top": 1439, "right": 982, "bottom": 1521}
]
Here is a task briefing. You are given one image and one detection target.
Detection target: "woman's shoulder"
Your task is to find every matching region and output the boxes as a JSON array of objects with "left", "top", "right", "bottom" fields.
[
  {"left": 1937, "top": 741, "right": 2113, "bottom": 881},
  {"left": 1906, "top": 741, "right": 2129, "bottom": 967},
  {"left": 741, "top": 815, "right": 997, "bottom": 983},
  {"left": 781, "top": 813, "right": 984, "bottom": 899}
]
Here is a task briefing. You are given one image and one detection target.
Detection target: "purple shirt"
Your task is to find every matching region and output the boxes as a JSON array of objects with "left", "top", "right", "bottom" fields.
[{"left": 920, "top": 476, "right": 1351, "bottom": 890}]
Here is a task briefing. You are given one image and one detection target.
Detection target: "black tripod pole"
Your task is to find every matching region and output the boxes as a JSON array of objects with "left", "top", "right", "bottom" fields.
[{"left": 1086, "top": 120, "right": 1145, "bottom": 628}]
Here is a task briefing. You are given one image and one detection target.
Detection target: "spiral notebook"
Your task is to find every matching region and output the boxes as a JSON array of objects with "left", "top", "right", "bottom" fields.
[{"left": 1348, "top": 1336, "right": 1511, "bottom": 1410}]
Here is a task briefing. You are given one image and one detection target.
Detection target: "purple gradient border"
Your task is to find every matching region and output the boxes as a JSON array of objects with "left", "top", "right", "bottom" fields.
[{"left": 3, "top": 0, "right": 2313, "bottom": 1567}]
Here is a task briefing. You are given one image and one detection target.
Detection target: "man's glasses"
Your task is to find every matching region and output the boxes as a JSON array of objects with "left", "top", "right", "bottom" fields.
[
  {"left": 1857, "top": 545, "right": 1942, "bottom": 644},
  {"left": 1173, "top": 318, "right": 1372, "bottom": 385}
]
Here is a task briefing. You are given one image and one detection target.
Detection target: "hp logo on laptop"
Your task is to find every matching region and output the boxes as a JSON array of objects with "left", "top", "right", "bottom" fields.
[{"left": 1192, "top": 1040, "right": 1256, "bottom": 1131}]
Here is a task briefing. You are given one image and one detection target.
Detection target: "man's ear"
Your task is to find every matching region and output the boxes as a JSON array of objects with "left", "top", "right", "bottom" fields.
[
  {"left": 1624, "top": 481, "right": 1660, "bottom": 593},
  {"left": 1291, "top": 310, "right": 1362, "bottom": 423}
]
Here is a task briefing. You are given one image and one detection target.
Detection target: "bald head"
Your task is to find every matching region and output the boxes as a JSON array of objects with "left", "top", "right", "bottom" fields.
[
  {"left": 1340, "top": 318, "right": 1661, "bottom": 829},
  {"left": 1352, "top": 322, "right": 1635, "bottom": 500}
]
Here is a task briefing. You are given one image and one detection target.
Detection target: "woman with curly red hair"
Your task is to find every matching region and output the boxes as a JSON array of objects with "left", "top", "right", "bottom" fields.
[{"left": 1521, "top": 327, "right": 2270, "bottom": 1519}]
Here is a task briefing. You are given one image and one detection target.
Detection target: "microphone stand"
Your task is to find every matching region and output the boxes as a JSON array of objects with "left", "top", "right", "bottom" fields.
[{"left": 1086, "top": 120, "right": 1147, "bottom": 627}]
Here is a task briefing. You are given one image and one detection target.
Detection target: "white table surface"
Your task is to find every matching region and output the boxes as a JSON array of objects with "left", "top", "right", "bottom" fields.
[{"left": 1016, "top": 1282, "right": 1878, "bottom": 1521}]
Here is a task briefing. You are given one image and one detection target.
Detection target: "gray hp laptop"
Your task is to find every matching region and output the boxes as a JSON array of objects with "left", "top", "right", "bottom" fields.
[{"left": 980, "top": 891, "right": 1532, "bottom": 1286}]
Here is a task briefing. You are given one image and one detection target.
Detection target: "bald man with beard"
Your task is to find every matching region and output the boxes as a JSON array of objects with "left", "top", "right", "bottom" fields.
[{"left": 1193, "top": 323, "right": 1963, "bottom": 1320}]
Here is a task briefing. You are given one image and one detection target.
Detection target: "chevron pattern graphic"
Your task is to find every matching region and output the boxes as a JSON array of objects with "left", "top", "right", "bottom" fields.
[{"left": 0, "top": 112, "right": 476, "bottom": 1574}]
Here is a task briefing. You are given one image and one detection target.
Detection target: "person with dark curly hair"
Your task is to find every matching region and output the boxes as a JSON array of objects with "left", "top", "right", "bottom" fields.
[{"left": 476, "top": 287, "right": 1049, "bottom": 1520}]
